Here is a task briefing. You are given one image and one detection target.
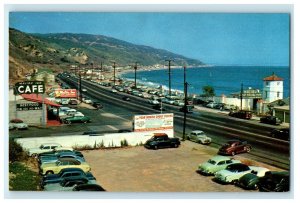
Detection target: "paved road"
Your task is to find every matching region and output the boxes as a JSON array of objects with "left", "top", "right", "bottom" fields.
[{"left": 60, "top": 75, "right": 290, "bottom": 170}]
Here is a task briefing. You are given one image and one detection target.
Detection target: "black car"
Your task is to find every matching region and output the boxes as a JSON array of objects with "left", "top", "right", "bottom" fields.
[
  {"left": 92, "top": 101, "right": 103, "bottom": 109},
  {"left": 179, "top": 105, "right": 193, "bottom": 113},
  {"left": 260, "top": 116, "right": 282, "bottom": 125},
  {"left": 271, "top": 128, "right": 290, "bottom": 141},
  {"left": 144, "top": 133, "right": 180, "bottom": 150},
  {"left": 257, "top": 171, "right": 289, "bottom": 192},
  {"left": 73, "top": 184, "right": 106, "bottom": 191},
  {"left": 122, "top": 96, "right": 130, "bottom": 101},
  {"left": 229, "top": 110, "right": 252, "bottom": 119},
  {"left": 69, "top": 99, "right": 78, "bottom": 105},
  {"left": 40, "top": 168, "right": 96, "bottom": 188},
  {"left": 236, "top": 172, "right": 261, "bottom": 190},
  {"left": 152, "top": 104, "right": 166, "bottom": 111}
]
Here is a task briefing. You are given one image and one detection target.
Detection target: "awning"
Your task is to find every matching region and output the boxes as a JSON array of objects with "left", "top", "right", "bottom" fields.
[{"left": 21, "top": 94, "right": 61, "bottom": 107}]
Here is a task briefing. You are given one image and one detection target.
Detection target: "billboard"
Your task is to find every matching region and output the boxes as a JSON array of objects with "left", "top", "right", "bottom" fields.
[
  {"left": 54, "top": 89, "right": 77, "bottom": 98},
  {"left": 133, "top": 113, "right": 174, "bottom": 132}
]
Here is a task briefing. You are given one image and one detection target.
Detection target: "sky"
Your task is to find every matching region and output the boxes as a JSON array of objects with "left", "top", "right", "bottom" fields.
[{"left": 9, "top": 12, "right": 290, "bottom": 66}]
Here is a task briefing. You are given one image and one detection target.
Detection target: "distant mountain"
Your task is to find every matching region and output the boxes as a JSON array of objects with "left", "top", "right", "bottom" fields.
[{"left": 9, "top": 28, "right": 204, "bottom": 83}]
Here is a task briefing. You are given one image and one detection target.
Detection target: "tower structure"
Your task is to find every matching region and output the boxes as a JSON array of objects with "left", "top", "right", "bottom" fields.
[{"left": 262, "top": 73, "right": 283, "bottom": 102}]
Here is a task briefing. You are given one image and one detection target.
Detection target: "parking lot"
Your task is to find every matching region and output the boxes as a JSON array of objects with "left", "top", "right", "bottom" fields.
[{"left": 81, "top": 141, "right": 281, "bottom": 192}]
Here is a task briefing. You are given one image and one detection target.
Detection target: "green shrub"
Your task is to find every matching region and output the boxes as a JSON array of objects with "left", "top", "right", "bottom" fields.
[
  {"left": 120, "top": 139, "right": 129, "bottom": 147},
  {"left": 9, "top": 140, "right": 26, "bottom": 162}
]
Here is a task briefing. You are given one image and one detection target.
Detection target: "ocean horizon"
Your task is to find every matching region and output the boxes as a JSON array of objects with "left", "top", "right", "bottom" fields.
[{"left": 121, "top": 66, "right": 290, "bottom": 98}]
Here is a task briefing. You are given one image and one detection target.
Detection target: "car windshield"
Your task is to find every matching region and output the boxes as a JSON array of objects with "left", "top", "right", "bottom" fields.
[{"left": 207, "top": 159, "right": 216, "bottom": 165}]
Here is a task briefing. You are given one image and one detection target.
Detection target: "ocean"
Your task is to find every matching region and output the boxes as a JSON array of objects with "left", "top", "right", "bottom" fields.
[{"left": 121, "top": 66, "right": 290, "bottom": 98}]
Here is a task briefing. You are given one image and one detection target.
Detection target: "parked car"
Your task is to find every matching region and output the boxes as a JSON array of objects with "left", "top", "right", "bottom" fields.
[
  {"left": 206, "top": 102, "right": 218, "bottom": 108},
  {"left": 9, "top": 119, "right": 28, "bottom": 130},
  {"left": 214, "top": 163, "right": 254, "bottom": 184},
  {"left": 82, "top": 89, "right": 87, "bottom": 92},
  {"left": 229, "top": 110, "right": 253, "bottom": 120},
  {"left": 28, "top": 143, "right": 62, "bottom": 157},
  {"left": 270, "top": 128, "right": 290, "bottom": 141},
  {"left": 257, "top": 171, "right": 289, "bottom": 192},
  {"left": 144, "top": 133, "right": 180, "bottom": 150},
  {"left": 43, "top": 176, "right": 91, "bottom": 191},
  {"left": 92, "top": 101, "right": 103, "bottom": 109},
  {"left": 39, "top": 152, "right": 85, "bottom": 165},
  {"left": 260, "top": 116, "right": 282, "bottom": 125},
  {"left": 82, "top": 97, "right": 93, "bottom": 104},
  {"left": 66, "top": 111, "right": 85, "bottom": 117},
  {"left": 236, "top": 167, "right": 270, "bottom": 190},
  {"left": 62, "top": 116, "right": 91, "bottom": 124},
  {"left": 73, "top": 184, "right": 106, "bottom": 191},
  {"left": 173, "top": 100, "right": 185, "bottom": 106},
  {"left": 218, "top": 140, "right": 252, "bottom": 156},
  {"left": 187, "top": 130, "right": 211, "bottom": 144},
  {"left": 40, "top": 158, "right": 91, "bottom": 175},
  {"left": 40, "top": 168, "right": 96, "bottom": 188},
  {"left": 196, "top": 155, "right": 241, "bottom": 175}
]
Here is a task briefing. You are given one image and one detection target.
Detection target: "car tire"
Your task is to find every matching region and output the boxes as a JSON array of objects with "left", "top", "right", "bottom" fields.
[
  {"left": 46, "top": 171, "right": 54, "bottom": 175},
  {"left": 64, "top": 120, "right": 71, "bottom": 124},
  {"left": 232, "top": 179, "right": 238, "bottom": 185},
  {"left": 231, "top": 151, "right": 235, "bottom": 156},
  {"left": 31, "top": 153, "right": 37, "bottom": 158},
  {"left": 173, "top": 143, "right": 178, "bottom": 148},
  {"left": 244, "top": 146, "right": 251, "bottom": 153},
  {"left": 154, "top": 145, "right": 158, "bottom": 150},
  {"left": 83, "top": 120, "right": 88, "bottom": 124}
]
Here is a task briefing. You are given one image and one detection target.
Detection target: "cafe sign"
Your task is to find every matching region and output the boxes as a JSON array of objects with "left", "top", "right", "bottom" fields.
[
  {"left": 16, "top": 103, "right": 43, "bottom": 111},
  {"left": 15, "top": 81, "right": 45, "bottom": 94}
]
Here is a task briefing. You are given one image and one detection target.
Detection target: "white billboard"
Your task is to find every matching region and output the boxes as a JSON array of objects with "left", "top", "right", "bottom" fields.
[{"left": 133, "top": 113, "right": 174, "bottom": 132}]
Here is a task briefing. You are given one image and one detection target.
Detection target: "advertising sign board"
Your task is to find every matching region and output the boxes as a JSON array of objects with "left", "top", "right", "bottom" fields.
[
  {"left": 15, "top": 81, "right": 45, "bottom": 94},
  {"left": 54, "top": 89, "right": 77, "bottom": 98},
  {"left": 133, "top": 113, "right": 174, "bottom": 132},
  {"left": 16, "top": 103, "right": 43, "bottom": 111}
]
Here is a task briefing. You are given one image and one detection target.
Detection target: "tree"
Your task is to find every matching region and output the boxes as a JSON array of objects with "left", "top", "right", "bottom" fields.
[{"left": 202, "top": 85, "right": 215, "bottom": 97}]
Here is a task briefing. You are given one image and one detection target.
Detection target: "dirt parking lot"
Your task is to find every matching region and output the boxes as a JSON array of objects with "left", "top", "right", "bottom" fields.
[{"left": 82, "top": 140, "right": 281, "bottom": 192}]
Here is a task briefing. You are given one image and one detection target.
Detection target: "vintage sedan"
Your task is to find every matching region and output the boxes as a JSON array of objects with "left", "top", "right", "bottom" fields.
[
  {"left": 41, "top": 168, "right": 96, "bottom": 188},
  {"left": 236, "top": 167, "right": 270, "bottom": 190},
  {"left": 39, "top": 152, "right": 85, "bottom": 165},
  {"left": 218, "top": 140, "right": 252, "bottom": 156},
  {"left": 257, "top": 171, "right": 289, "bottom": 192},
  {"left": 260, "top": 116, "right": 282, "bottom": 125},
  {"left": 43, "top": 176, "right": 96, "bottom": 191},
  {"left": 73, "top": 184, "right": 106, "bottom": 191},
  {"left": 214, "top": 163, "right": 257, "bottom": 184},
  {"left": 196, "top": 155, "right": 241, "bottom": 175},
  {"left": 62, "top": 116, "right": 91, "bottom": 124},
  {"left": 9, "top": 118, "right": 28, "bottom": 130},
  {"left": 28, "top": 143, "right": 62, "bottom": 157},
  {"left": 187, "top": 130, "right": 212, "bottom": 144},
  {"left": 40, "top": 158, "right": 91, "bottom": 175}
]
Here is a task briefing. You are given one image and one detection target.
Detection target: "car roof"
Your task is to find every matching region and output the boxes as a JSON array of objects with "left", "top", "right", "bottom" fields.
[
  {"left": 60, "top": 167, "right": 85, "bottom": 173},
  {"left": 191, "top": 130, "right": 204, "bottom": 134},
  {"left": 210, "top": 155, "right": 232, "bottom": 162},
  {"left": 153, "top": 133, "right": 168, "bottom": 137},
  {"left": 57, "top": 158, "right": 81, "bottom": 163}
]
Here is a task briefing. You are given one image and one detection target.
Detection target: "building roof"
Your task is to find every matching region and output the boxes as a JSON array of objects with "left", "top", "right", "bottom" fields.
[
  {"left": 263, "top": 73, "right": 283, "bottom": 81},
  {"left": 21, "top": 94, "right": 61, "bottom": 107}
]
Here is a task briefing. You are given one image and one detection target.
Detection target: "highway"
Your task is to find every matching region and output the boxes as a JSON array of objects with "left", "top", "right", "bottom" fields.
[{"left": 60, "top": 75, "right": 290, "bottom": 170}]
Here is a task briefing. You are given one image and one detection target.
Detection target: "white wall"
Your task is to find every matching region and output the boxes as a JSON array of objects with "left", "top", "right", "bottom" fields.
[
  {"left": 262, "top": 81, "right": 283, "bottom": 102},
  {"left": 15, "top": 129, "right": 174, "bottom": 150}
]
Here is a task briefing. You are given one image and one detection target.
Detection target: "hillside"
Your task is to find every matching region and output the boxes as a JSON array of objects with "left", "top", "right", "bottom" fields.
[{"left": 9, "top": 28, "right": 204, "bottom": 84}]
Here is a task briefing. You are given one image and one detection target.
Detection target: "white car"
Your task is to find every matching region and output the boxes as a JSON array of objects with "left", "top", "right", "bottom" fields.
[
  {"left": 82, "top": 97, "right": 93, "bottom": 104},
  {"left": 67, "top": 111, "right": 85, "bottom": 117},
  {"left": 197, "top": 155, "right": 241, "bottom": 175},
  {"left": 28, "top": 143, "right": 62, "bottom": 157},
  {"left": 148, "top": 99, "right": 159, "bottom": 105},
  {"left": 187, "top": 130, "right": 211, "bottom": 144},
  {"left": 111, "top": 89, "right": 117, "bottom": 93},
  {"left": 174, "top": 100, "right": 185, "bottom": 106},
  {"left": 214, "top": 163, "right": 261, "bottom": 184},
  {"left": 9, "top": 119, "right": 28, "bottom": 130}
]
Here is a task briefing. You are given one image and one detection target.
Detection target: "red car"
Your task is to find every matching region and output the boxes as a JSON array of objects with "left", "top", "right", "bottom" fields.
[
  {"left": 218, "top": 140, "right": 252, "bottom": 156},
  {"left": 229, "top": 110, "right": 252, "bottom": 120}
]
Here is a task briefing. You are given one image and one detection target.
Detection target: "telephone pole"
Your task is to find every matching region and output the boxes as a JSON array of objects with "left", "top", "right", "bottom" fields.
[
  {"left": 113, "top": 62, "right": 116, "bottom": 86},
  {"left": 182, "top": 81, "right": 188, "bottom": 141},
  {"left": 240, "top": 83, "right": 243, "bottom": 110},
  {"left": 166, "top": 59, "right": 172, "bottom": 96},
  {"left": 134, "top": 62, "right": 138, "bottom": 88}
]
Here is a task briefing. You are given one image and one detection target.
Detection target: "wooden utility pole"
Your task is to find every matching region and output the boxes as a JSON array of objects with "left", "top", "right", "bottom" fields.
[
  {"left": 166, "top": 59, "right": 172, "bottom": 96},
  {"left": 240, "top": 83, "right": 243, "bottom": 110},
  {"left": 134, "top": 62, "right": 138, "bottom": 88},
  {"left": 113, "top": 62, "right": 116, "bottom": 86}
]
